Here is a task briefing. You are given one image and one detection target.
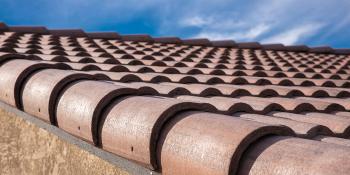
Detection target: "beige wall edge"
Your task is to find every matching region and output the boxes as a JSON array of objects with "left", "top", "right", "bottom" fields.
[{"left": 0, "top": 100, "right": 159, "bottom": 175}]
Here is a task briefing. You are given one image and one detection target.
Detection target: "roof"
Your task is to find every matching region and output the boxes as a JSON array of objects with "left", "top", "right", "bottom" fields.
[{"left": 0, "top": 22, "right": 350, "bottom": 174}]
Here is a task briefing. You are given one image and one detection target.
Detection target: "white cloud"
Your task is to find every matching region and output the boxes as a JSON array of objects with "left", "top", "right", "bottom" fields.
[
  {"left": 240, "top": 24, "right": 271, "bottom": 40},
  {"left": 195, "top": 32, "right": 233, "bottom": 40},
  {"left": 262, "top": 23, "right": 325, "bottom": 45},
  {"left": 180, "top": 16, "right": 212, "bottom": 27},
  {"left": 194, "top": 23, "right": 271, "bottom": 40}
]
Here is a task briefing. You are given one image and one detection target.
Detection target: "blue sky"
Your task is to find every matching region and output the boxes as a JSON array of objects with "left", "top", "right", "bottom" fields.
[{"left": 1, "top": 0, "right": 350, "bottom": 48}]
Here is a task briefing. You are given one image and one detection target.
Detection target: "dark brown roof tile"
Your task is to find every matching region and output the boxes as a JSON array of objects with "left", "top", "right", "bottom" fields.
[
  {"left": 262, "top": 44, "right": 285, "bottom": 51},
  {"left": 0, "top": 22, "right": 8, "bottom": 31},
  {"left": 120, "top": 34, "right": 154, "bottom": 42},
  {"left": 310, "top": 46, "right": 334, "bottom": 54},
  {"left": 86, "top": 32, "right": 121, "bottom": 39},
  {"left": 182, "top": 38, "right": 212, "bottom": 46},
  {"left": 211, "top": 40, "right": 237, "bottom": 47},
  {"left": 333, "top": 48, "right": 350, "bottom": 54},
  {"left": 285, "top": 45, "right": 310, "bottom": 52},
  {"left": 49, "top": 29, "right": 87, "bottom": 37},
  {"left": 237, "top": 42, "right": 261, "bottom": 49},
  {"left": 9, "top": 26, "right": 49, "bottom": 34},
  {"left": 153, "top": 37, "right": 182, "bottom": 44}
]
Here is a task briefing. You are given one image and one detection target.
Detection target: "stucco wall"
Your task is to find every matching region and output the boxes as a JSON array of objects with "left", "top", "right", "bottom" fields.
[{"left": 0, "top": 108, "right": 129, "bottom": 175}]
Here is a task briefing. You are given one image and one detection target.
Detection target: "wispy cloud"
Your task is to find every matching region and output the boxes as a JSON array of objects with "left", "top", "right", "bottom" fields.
[
  {"left": 262, "top": 23, "right": 325, "bottom": 45},
  {"left": 194, "top": 23, "right": 271, "bottom": 40},
  {"left": 180, "top": 16, "right": 212, "bottom": 27}
]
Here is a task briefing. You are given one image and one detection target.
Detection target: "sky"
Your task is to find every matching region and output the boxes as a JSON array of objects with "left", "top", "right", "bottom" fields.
[{"left": 0, "top": 0, "right": 350, "bottom": 48}]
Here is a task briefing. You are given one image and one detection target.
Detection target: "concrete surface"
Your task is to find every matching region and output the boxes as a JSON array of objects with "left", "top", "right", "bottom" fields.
[{"left": 0, "top": 108, "right": 130, "bottom": 175}]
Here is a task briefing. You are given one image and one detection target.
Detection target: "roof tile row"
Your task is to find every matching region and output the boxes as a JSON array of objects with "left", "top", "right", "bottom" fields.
[{"left": 1, "top": 23, "right": 350, "bottom": 54}]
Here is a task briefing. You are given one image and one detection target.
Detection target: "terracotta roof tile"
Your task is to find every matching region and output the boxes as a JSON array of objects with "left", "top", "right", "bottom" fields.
[
  {"left": 49, "top": 29, "right": 87, "bottom": 37},
  {"left": 270, "top": 112, "right": 350, "bottom": 137},
  {"left": 182, "top": 38, "right": 212, "bottom": 46},
  {"left": 314, "top": 135, "right": 350, "bottom": 147},
  {"left": 120, "top": 34, "right": 154, "bottom": 42},
  {"left": 56, "top": 80, "right": 137, "bottom": 143},
  {"left": 0, "top": 23, "right": 350, "bottom": 174},
  {"left": 237, "top": 113, "right": 333, "bottom": 138},
  {"left": 8, "top": 26, "right": 49, "bottom": 34},
  {"left": 333, "top": 48, "right": 350, "bottom": 54},
  {"left": 0, "top": 59, "right": 68, "bottom": 108},
  {"left": 101, "top": 96, "right": 214, "bottom": 169},
  {"left": 285, "top": 45, "right": 310, "bottom": 52},
  {"left": 0, "top": 22, "right": 8, "bottom": 31},
  {"left": 159, "top": 111, "right": 293, "bottom": 175},
  {"left": 261, "top": 44, "right": 285, "bottom": 51},
  {"left": 310, "top": 46, "right": 335, "bottom": 54},
  {"left": 334, "top": 111, "right": 350, "bottom": 118},
  {"left": 238, "top": 136, "right": 350, "bottom": 175},
  {"left": 237, "top": 42, "right": 261, "bottom": 49},
  {"left": 153, "top": 37, "right": 182, "bottom": 44},
  {"left": 22, "top": 69, "right": 94, "bottom": 123},
  {"left": 87, "top": 32, "right": 121, "bottom": 39},
  {"left": 211, "top": 40, "right": 237, "bottom": 47},
  {"left": 176, "top": 96, "right": 284, "bottom": 114}
]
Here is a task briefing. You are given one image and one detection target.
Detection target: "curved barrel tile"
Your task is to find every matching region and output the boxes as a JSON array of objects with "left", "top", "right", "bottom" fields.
[
  {"left": 241, "top": 96, "right": 345, "bottom": 113},
  {"left": 270, "top": 112, "right": 350, "bottom": 137},
  {"left": 101, "top": 96, "right": 215, "bottom": 170},
  {"left": 177, "top": 96, "right": 284, "bottom": 114},
  {"left": 0, "top": 59, "right": 67, "bottom": 108},
  {"left": 21, "top": 69, "right": 94, "bottom": 123},
  {"left": 237, "top": 113, "right": 333, "bottom": 138},
  {"left": 314, "top": 135, "right": 350, "bottom": 147},
  {"left": 297, "top": 97, "right": 350, "bottom": 111},
  {"left": 56, "top": 80, "right": 137, "bottom": 143},
  {"left": 238, "top": 136, "right": 350, "bottom": 175},
  {"left": 159, "top": 111, "right": 294, "bottom": 175},
  {"left": 161, "top": 82, "right": 225, "bottom": 96},
  {"left": 0, "top": 52, "right": 25, "bottom": 65},
  {"left": 334, "top": 111, "right": 350, "bottom": 118},
  {"left": 114, "top": 82, "right": 191, "bottom": 96}
]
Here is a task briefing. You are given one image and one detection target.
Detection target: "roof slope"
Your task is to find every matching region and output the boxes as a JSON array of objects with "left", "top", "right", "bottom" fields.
[{"left": 0, "top": 23, "right": 350, "bottom": 175}]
